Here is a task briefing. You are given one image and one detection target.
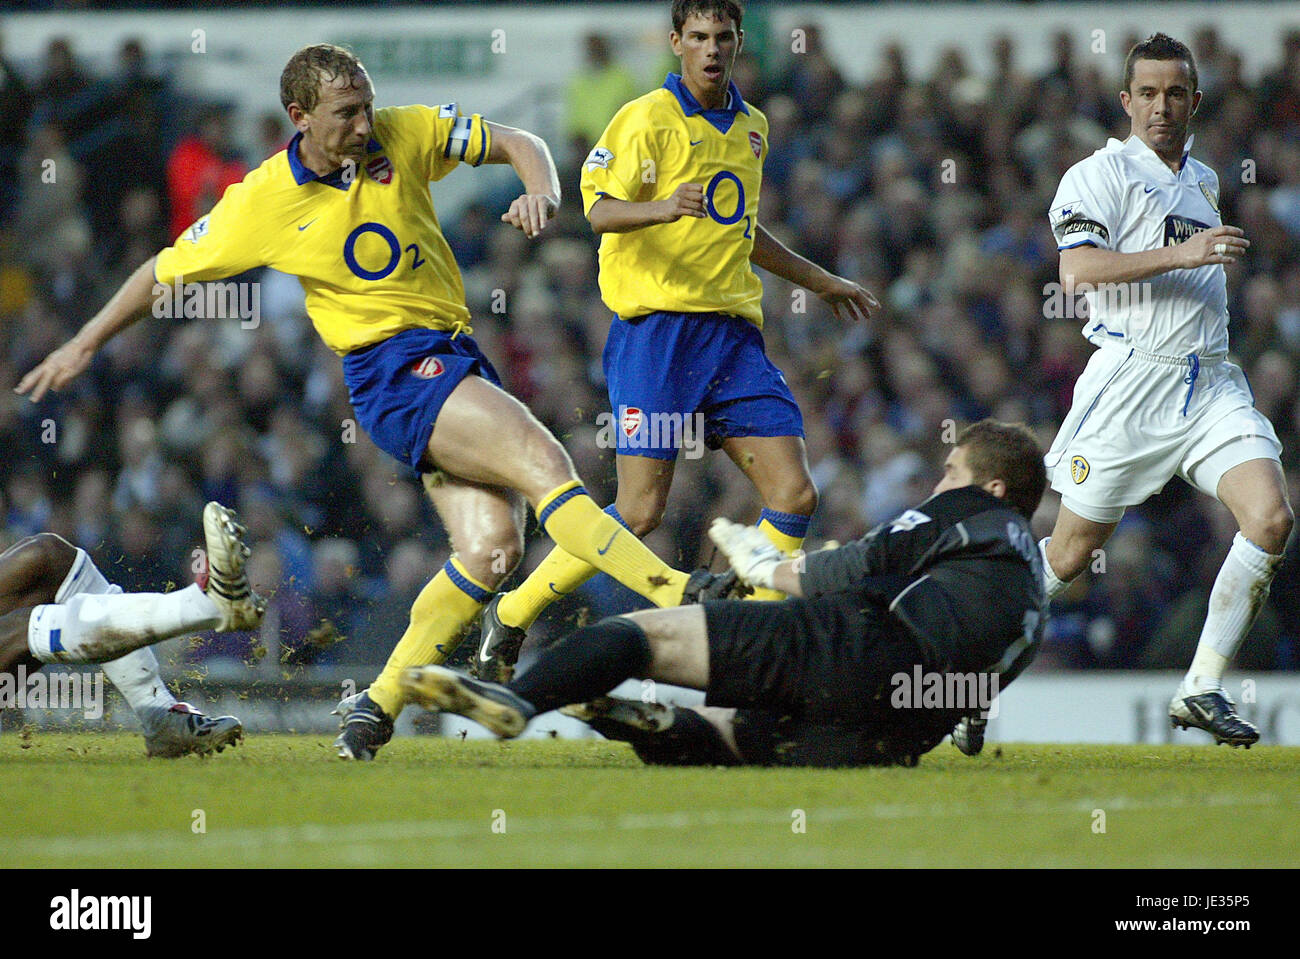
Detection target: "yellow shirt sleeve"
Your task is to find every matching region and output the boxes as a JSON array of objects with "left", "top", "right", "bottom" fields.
[
  {"left": 154, "top": 180, "right": 266, "bottom": 285},
  {"left": 580, "top": 103, "right": 657, "bottom": 215},
  {"left": 377, "top": 104, "right": 492, "bottom": 183}
]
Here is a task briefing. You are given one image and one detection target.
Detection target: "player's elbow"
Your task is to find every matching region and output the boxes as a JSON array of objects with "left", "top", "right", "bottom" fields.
[
  {"left": 1058, "top": 248, "right": 1097, "bottom": 289},
  {"left": 587, "top": 200, "right": 612, "bottom": 235},
  {"left": 493, "top": 125, "right": 546, "bottom": 165}
]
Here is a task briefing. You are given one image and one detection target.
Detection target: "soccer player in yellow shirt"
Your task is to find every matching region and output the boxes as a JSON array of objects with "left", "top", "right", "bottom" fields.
[
  {"left": 17, "top": 43, "right": 729, "bottom": 760},
  {"left": 474, "top": 0, "right": 879, "bottom": 682}
]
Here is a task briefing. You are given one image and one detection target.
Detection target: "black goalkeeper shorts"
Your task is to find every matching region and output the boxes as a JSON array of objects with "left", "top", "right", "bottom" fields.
[
  {"left": 729, "top": 708, "right": 954, "bottom": 768},
  {"left": 703, "top": 592, "right": 927, "bottom": 725}
]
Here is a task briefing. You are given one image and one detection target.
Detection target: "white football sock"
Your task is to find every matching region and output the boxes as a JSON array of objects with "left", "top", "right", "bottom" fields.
[
  {"left": 52, "top": 550, "right": 178, "bottom": 711},
  {"left": 1038, "top": 537, "right": 1071, "bottom": 599},
  {"left": 54, "top": 547, "right": 116, "bottom": 603},
  {"left": 28, "top": 585, "right": 220, "bottom": 665},
  {"left": 1183, "top": 533, "right": 1284, "bottom": 695},
  {"left": 102, "top": 649, "right": 177, "bottom": 713}
]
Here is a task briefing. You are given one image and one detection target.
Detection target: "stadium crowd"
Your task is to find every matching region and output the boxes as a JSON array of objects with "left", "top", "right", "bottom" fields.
[{"left": 0, "top": 23, "right": 1297, "bottom": 677}]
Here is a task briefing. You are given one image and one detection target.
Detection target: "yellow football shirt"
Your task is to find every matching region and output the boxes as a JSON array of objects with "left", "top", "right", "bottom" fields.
[
  {"left": 580, "top": 74, "right": 768, "bottom": 328},
  {"left": 154, "top": 103, "right": 491, "bottom": 355}
]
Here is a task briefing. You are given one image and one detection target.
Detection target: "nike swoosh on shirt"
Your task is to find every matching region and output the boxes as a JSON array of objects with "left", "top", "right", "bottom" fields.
[
  {"left": 297, "top": 219, "right": 318, "bottom": 231},
  {"left": 597, "top": 531, "right": 619, "bottom": 555},
  {"left": 689, "top": 139, "right": 704, "bottom": 146},
  {"left": 1143, "top": 186, "right": 1156, "bottom": 194}
]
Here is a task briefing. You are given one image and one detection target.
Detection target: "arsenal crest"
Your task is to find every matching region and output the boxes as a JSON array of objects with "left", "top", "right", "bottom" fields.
[
  {"left": 412, "top": 356, "right": 445, "bottom": 379},
  {"left": 621, "top": 406, "right": 643, "bottom": 438},
  {"left": 366, "top": 155, "right": 394, "bottom": 184},
  {"left": 748, "top": 131, "right": 762, "bottom": 158}
]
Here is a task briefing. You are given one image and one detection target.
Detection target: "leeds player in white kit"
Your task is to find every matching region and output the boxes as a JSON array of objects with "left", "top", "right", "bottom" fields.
[{"left": 1028, "top": 35, "right": 1292, "bottom": 748}]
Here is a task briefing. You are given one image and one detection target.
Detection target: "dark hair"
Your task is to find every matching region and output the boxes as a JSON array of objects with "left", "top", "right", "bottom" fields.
[
  {"left": 955, "top": 420, "right": 1047, "bottom": 520},
  {"left": 672, "top": 0, "right": 744, "bottom": 34},
  {"left": 280, "top": 43, "right": 367, "bottom": 113},
  {"left": 1124, "top": 32, "right": 1198, "bottom": 93}
]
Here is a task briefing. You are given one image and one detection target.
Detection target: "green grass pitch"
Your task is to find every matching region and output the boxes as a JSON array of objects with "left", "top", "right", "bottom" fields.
[{"left": 4, "top": 732, "right": 1298, "bottom": 868}]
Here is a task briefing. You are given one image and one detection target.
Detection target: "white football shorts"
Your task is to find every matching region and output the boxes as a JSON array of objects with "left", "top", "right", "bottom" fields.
[{"left": 1045, "top": 341, "right": 1282, "bottom": 524}]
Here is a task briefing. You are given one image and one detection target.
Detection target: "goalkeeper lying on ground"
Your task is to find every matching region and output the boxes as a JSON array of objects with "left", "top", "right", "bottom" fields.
[{"left": 400, "top": 420, "right": 1048, "bottom": 767}]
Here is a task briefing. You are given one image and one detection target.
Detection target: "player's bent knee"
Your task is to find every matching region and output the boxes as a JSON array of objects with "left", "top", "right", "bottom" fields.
[
  {"left": 1045, "top": 538, "right": 1093, "bottom": 583},
  {"left": 457, "top": 534, "right": 523, "bottom": 588},
  {"left": 617, "top": 504, "right": 664, "bottom": 538},
  {"left": 772, "top": 481, "right": 818, "bottom": 518},
  {"left": 1243, "top": 505, "right": 1295, "bottom": 555},
  {"left": 9, "top": 533, "right": 77, "bottom": 595}
]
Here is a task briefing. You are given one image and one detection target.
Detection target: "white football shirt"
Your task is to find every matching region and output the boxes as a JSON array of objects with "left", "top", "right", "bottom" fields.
[{"left": 1048, "top": 135, "right": 1228, "bottom": 356}]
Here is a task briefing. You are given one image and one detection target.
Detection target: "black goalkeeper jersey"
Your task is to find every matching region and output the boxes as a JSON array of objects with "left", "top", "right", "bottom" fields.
[{"left": 799, "top": 486, "right": 1047, "bottom": 679}]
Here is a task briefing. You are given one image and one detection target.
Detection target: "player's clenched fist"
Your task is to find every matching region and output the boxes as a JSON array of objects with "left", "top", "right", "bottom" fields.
[
  {"left": 656, "top": 182, "right": 706, "bottom": 223},
  {"left": 1179, "top": 225, "right": 1249, "bottom": 268},
  {"left": 501, "top": 193, "right": 559, "bottom": 238},
  {"left": 15, "top": 337, "right": 96, "bottom": 403}
]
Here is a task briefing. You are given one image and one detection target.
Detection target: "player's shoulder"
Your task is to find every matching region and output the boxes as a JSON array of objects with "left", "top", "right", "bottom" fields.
[
  {"left": 1064, "top": 138, "right": 1129, "bottom": 180},
  {"left": 223, "top": 151, "right": 287, "bottom": 203},
  {"left": 612, "top": 87, "right": 677, "bottom": 124},
  {"left": 373, "top": 103, "right": 441, "bottom": 136},
  {"left": 924, "top": 486, "right": 1023, "bottom": 526},
  {"left": 743, "top": 99, "right": 769, "bottom": 132},
  {"left": 599, "top": 89, "right": 679, "bottom": 149},
  {"left": 1185, "top": 152, "right": 1218, "bottom": 185}
]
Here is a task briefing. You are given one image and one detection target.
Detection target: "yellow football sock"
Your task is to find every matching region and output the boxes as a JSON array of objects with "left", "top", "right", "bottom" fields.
[
  {"left": 497, "top": 503, "right": 636, "bottom": 629},
  {"left": 367, "top": 556, "right": 492, "bottom": 716},
  {"left": 746, "top": 510, "right": 811, "bottom": 602},
  {"left": 536, "top": 481, "right": 688, "bottom": 608},
  {"left": 496, "top": 545, "right": 596, "bottom": 629}
]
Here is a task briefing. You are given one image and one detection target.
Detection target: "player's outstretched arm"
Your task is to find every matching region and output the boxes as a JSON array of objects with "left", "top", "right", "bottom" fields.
[
  {"left": 484, "top": 122, "right": 561, "bottom": 239},
  {"left": 750, "top": 223, "right": 879, "bottom": 323},
  {"left": 1059, "top": 225, "right": 1249, "bottom": 288},
  {"left": 587, "top": 183, "right": 706, "bottom": 234},
  {"left": 15, "top": 255, "right": 160, "bottom": 403},
  {"left": 708, "top": 518, "right": 805, "bottom": 596}
]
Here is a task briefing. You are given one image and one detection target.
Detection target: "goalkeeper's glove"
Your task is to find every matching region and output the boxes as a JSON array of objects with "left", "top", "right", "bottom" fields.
[{"left": 708, "top": 517, "right": 784, "bottom": 590}]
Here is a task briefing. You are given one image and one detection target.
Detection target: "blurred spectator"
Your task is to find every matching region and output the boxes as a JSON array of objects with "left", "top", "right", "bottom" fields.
[
  {"left": 165, "top": 104, "right": 247, "bottom": 240},
  {"left": 564, "top": 33, "right": 640, "bottom": 155},
  {"left": 0, "top": 29, "right": 32, "bottom": 224},
  {"left": 256, "top": 110, "right": 290, "bottom": 161}
]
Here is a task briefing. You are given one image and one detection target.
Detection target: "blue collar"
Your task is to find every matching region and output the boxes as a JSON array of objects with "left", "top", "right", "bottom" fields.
[
  {"left": 662, "top": 72, "right": 748, "bottom": 134},
  {"left": 287, "top": 132, "right": 383, "bottom": 190}
]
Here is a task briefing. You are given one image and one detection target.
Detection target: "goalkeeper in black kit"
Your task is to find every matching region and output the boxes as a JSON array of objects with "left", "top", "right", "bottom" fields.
[{"left": 400, "top": 420, "right": 1048, "bottom": 767}]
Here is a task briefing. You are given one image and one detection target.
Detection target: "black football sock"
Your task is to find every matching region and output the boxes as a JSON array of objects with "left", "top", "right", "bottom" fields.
[{"left": 509, "top": 616, "right": 651, "bottom": 715}]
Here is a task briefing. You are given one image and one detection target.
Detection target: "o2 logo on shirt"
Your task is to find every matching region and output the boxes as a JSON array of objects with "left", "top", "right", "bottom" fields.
[
  {"left": 704, "top": 169, "right": 752, "bottom": 239},
  {"left": 412, "top": 356, "right": 445, "bottom": 379},
  {"left": 344, "top": 222, "right": 426, "bottom": 281}
]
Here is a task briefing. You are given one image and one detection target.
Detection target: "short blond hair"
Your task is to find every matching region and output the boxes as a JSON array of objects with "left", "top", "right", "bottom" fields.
[{"left": 280, "top": 43, "right": 367, "bottom": 113}]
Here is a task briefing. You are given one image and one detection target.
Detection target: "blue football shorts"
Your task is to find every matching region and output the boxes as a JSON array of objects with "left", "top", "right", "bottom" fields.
[
  {"left": 342, "top": 327, "right": 502, "bottom": 471},
  {"left": 602, "top": 311, "right": 804, "bottom": 460}
]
